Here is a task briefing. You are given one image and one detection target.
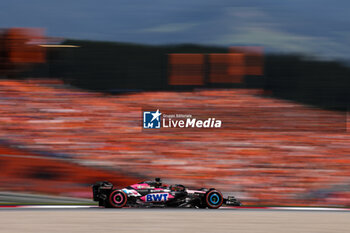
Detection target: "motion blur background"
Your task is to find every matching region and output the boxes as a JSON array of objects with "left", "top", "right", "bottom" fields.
[{"left": 0, "top": 1, "right": 349, "bottom": 207}]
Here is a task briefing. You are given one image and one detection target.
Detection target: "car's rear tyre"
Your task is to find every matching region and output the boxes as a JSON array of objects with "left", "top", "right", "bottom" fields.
[
  {"left": 205, "top": 190, "right": 223, "bottom": 209},
  {"left": 98, "top": 199, "right": 105, "bottom": 207},
  {"left": 108, "top": 190, "right": 127, "bottom": 208}
]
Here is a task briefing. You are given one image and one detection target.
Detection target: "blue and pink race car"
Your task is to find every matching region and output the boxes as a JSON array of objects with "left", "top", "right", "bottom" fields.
[{"left": 92, "top": 178, "right": 241, "bottom": 208}]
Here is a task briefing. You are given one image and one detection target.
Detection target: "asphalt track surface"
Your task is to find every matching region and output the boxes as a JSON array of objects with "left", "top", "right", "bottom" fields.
[{"left": 1, "top": 208, "right": 350, "bottom": 233}]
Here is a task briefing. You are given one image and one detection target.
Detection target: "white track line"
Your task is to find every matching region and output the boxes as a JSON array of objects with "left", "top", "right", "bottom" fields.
[
  {"left": 221, "top": 206, "right": 350, "bottom": 211},
  {"left": 1, "top": 206, "right": 350, "bottom": 211},
  {"left": 0, "top": 205, "right": 97, "bottom": 209},
  {"left": 270, "top": 207, "right": 350, "bottom": 211},
  {"left": 21, "top": 205, "right": 97, "bottom": 209}
]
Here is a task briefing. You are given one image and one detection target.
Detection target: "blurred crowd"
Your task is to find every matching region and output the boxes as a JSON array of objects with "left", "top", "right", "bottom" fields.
[{"left": 0, "top": 79, "right": 349, "bottom": 206}]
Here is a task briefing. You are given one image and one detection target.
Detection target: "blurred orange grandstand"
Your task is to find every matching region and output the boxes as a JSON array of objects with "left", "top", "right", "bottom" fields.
[{"left": 0, "top": 79, "right": 349, "bottom": 206}]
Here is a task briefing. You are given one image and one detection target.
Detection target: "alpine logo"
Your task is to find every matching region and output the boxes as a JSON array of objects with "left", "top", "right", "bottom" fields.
[{"left": 145, "top": 193, "right": 168, "bottom": 202}]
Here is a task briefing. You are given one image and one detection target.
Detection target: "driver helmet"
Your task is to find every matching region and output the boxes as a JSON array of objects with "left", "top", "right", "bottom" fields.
[{"left": 155, "top": 177, "right": 162, "bottom": 187}]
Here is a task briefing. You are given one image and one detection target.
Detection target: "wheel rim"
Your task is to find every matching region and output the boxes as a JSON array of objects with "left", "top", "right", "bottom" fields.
[
  {"left": 209, "top": 193, "right": 220, "bottom": 205},
  {"left": 109, "top": 190, "right": 127, "bottom": 208},
  {"left": 113, "top": 193, "right": 124, "bottom": 204},
  {"left": 206, "top": 190, "right": 223, "bottom": 208}
]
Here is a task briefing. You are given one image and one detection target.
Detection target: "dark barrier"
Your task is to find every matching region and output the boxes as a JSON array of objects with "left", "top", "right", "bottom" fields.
[
  {"left": 57, "top": 40, "right": 227, "bottom": 91},
  {"left": 264, "top": 54, "right": 350, "bottom": 111},
  {"left": 21, "top": 39, "right": 349, "bottom": 110}
]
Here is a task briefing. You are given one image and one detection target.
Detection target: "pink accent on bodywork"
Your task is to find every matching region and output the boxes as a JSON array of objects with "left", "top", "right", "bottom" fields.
[
  {"left": 187, "top": 190, "right": 206, "bottom": 194},
  {"left": 131, "top": 190, "right": 139, "bottom": 195},
  {"left": 130, "top": 183, "right": 150, "bottom": 189}
]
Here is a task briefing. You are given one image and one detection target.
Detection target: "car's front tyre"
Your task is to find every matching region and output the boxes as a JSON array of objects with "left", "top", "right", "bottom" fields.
[{"left": 205, "top": 190, "right": 223, "bottom": 209}]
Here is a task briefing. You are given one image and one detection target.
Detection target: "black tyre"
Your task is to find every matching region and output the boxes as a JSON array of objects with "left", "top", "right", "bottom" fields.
[
  {"left": 98, "top": 199, "right": 104, "bottom": 207},
  {"left": 108, "top": 190, "right": 127, "bottom": 208},
  {"left": 205, "top": 190, "right": 223, "bottom": 209}
]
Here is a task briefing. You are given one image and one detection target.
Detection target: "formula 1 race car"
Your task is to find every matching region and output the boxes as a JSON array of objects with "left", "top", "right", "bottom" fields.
[{"left": 92, "top": 178, "right": 241, "bottom": 209}]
